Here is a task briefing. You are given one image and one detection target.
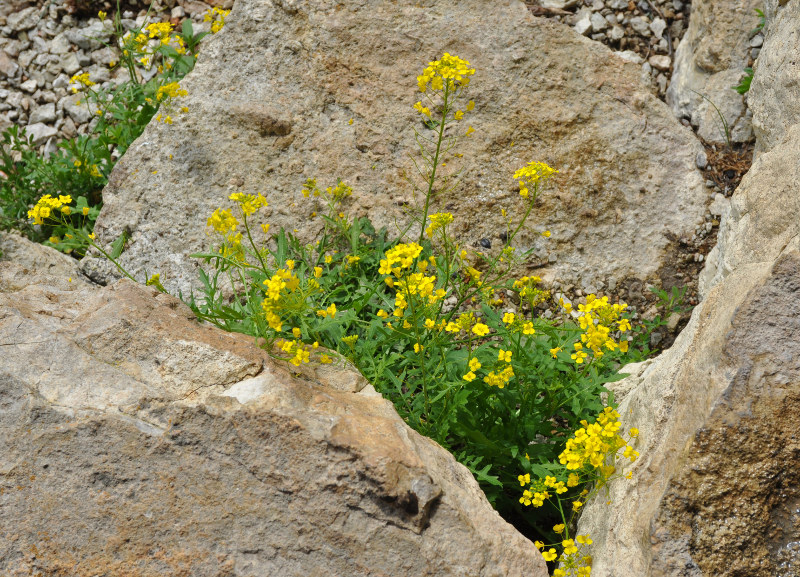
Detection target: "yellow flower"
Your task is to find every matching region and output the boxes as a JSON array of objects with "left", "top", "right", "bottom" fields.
[
  {"left": 471, "top": 323, "right": 489, "bottom": 337},
  {"left": 465, "top": 126, "right": 475, "bottom": 136},
  {"left": 413, "top": 343, "right": 423, "bottom": 353},
  {"left": 576, "top": 534, "right": 593, "bottom": 545},
  {"left": 498, "top": 349, "right": 512, "bottom": 363},
  {"left": 468, "top": 357, "right": 481, "bottom": 372},
  {"left": 48, "top": 236, "right": 60, "bottom": 244},
  {"left": 550, "top": 347, "right": 562, "bottom": 359},
  {"left": 463, "top": 371, "right": 476, "bottom": 382},
  {"left": 416, "top": 52, "right": 475, "bottom": 93},
  {"left": 413, "top": 101, "right": 432, "bottom": 117},
  {"left": 292, "top": 327, "right": 301, "bottom": 338},
  {"left": 542, "top": 549, "right": 558, "bottom": 562},
  {"left": 562, "top": 539, "right": 578, "bottom": 555},
  {"left": 629, "top": 427, "right": 639, "bottom": 437},
  {"left": 454, "top": 110, "right": 464, "bottom": 120},
  {"left": 82, "top": 206, "right": 90, "bottom": 216},
  {"left": 341, "top": 334, "right": 358, "bottom": 347},
  {"left": 156, "top": 82, "right": 188, "bottom": 102},
  {"left": 502, "top": 312, "right": 516, "bottom": 325},
  {"left": 97, "top": 10, "right": 106, "bottom": 19},
  {"left": 424, "top": 318, "right": 435, "bottom": 330},
  {"left": 207, "top": 208, "right": 238, "bottom": 235},
  {"left": 377, "top": 309, "right": 388, "bottom": 319},
  {"left": 466, "top": 100, "right": 475, "bottom": 111},
  {"left": 572, "top": 501, "right": 583, "bottom": 511},
  {"left": 73, "top": 160, "right": 82, "bottom": 167}
]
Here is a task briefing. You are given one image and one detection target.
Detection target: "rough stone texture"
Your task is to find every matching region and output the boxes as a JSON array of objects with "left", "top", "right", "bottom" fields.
[
  {"left": 0, "top": 232, "right": 84, "bottom": 279},
  {"left": 0, "top": 237, "right": 547, "bottom": 577},
  {"left": 666, "top": 0, "right": 760, "bottom": 143},
  {"left": 576, "top": 8, "right": 800, "bottom": 575},
  {"left": 88, "top": 0, "right": 707, "bottom": 296},
  {"left": 750, "top": 0, "right": 800, "bottom": 154},
  {"left": 699, "top": 123, "right": 800, "bottom": 295}
]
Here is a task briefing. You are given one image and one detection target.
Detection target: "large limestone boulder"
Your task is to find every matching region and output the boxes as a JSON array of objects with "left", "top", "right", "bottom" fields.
[
  {"left": 576, "top": 5, "right": 800, "bottom": 575},
  {"left": 0, "top": 237, "right": 547, "bottom": 576},
  {"left": 750, "top": 0, "right": 800, "bottom": 154},
  {"left": 666, "top": 0, "right": 760, "bottom": 143},
  {"left": 87, "top": 0, "right": 707, "bottom": 296}
]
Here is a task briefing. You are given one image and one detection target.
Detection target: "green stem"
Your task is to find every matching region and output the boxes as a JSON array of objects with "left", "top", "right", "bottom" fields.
[{"left": 417, "top": 85, "right": 451, "bottom": 245}]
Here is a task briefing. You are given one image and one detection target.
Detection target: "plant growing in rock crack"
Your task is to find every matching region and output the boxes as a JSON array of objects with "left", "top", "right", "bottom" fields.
[
  {"left": 181, "top": 53, "right": 642, "bottom": 553},
  {"left": 733, "top": 8, "right": 765, "bottom": 96},
  {"left": 27, "top": 52, "right": 644, "bottom": 570},
  {"left": 0, "top": 4, "right": 229, "bottom": 255}
]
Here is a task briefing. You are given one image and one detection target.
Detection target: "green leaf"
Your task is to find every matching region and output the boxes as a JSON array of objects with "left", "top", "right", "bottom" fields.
[{"left": 109, "top": 231, "right": 129, "bottom": 259}]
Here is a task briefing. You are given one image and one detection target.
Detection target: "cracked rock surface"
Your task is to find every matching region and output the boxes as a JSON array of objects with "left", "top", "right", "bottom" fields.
[{"left": 0, "top": 233, "right": 546, "bottom": 577}]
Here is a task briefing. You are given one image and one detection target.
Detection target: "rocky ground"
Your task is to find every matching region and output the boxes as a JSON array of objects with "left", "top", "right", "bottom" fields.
[{"left": 0, "top": 0, "right": 232, "bottom": 153}]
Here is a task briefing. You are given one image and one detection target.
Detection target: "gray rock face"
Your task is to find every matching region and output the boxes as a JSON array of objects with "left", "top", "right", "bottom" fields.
[
  {"left": 577, "top": 7, "right": 800, "bottom": 575},
  {"left": 666, "top": 0, "right": 760, "bottom": 143},
  {"left": 0, "top": 237, "right": 547, "bottom": 577},
  {"left": 90, "top": 0, "right": 707, "bottom": 297},
  {"left": 750, "top": 0, "right": 800, "bottom": 154}
]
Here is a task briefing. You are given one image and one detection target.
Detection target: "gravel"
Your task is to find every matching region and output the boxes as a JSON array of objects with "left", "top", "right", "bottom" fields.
[
  {"left": 0, "top": 0, "right": 231, "bottom": 155},
  {"left": 529, "top": 0, "right": 691, "bottom": 98}
]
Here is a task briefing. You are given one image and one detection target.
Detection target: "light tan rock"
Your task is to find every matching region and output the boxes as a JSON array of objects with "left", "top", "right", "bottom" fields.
[
  {"left": 577, "top": 9, "right": 800, "bottom": 575},
  {"left": 750, "top": 0, "right": 800, "bottom": 153},
  {"left": 87, "top": 0, "right": 706, "bottom": 297},
  {"left": 0, "top": 249, "right": 546, "bottom": 576},
  {"left": 0, "top": 231, "right": 85, "bottom": 281},
  {"left": 666, "top": 0, "right": 760, "bottom": 143},
  {"left": 699, "top": 123, "right": 800, "bottom": 295}
]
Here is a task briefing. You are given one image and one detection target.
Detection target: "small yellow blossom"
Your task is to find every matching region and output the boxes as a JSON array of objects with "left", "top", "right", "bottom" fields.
[
  {"left": 542, "top": 549, "right": 558, "bottom": 562},
  {"left": 471, "top": 323, "right": 489, "bottom": 337}
]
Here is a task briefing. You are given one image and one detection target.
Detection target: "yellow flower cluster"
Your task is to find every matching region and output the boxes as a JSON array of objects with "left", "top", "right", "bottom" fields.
[
  {"left": 229, "top": 192, "right": 268, "bottom": 216},
  {"left": 207, "top": 208, "right": 238, "bottom": 236},
  {"left": 379, "top": 242, "right": 424, "bottom": 276},
  {"left": 519, "top": 475, "right": 567, "bottom": 508},
  {"left": 146, "top": 22, "right": 173, "bottom": 40},
  {"left": 261, "top": 267, "right": 300, "bottom": 332},
  {"left": 565, "top": 294, "right": 630, "bottom": 363},
  {"left": 277, "top": 338, "right": 312, "bottom": 367},
  {"left": 424, "top": 212, "right": 454, "bottom": 238},
  {"left": 501, "top": 311, "right": 536, "bottom": 336},
  {"left": 417, "top": 53, "right": 475, "bottom": 93},
  {"left": 514, "top": 276, "right": 549, "bottom": 308},
  {"left": 558, "top": 407, "right": 638, "bottom": 471},
  {"left": 537, "top": 533, "right": 593, "bottom": 577},
  {"left": 513, "top": 161, "right": 558, "bottom": 199},
  {"left": 483, "top": 365, "right": 514, "bottom": 389},
  {"left": 204, "top": 7, "right": 231, "bottom": 34},
  {"left": 156, "top": 82, "right": 188, "bottom": 101},
  {"left": 69, "top": 72, "right": 94, "bottom": 93},
  {"left": 301, "top": 178, "right": 352, "bottom": 203},
  {"left": 27, "top": 194, "right": 72, "bottom": 224}
]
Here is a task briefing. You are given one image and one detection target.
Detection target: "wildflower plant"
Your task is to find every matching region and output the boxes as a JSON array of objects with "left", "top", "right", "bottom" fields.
[
  {"left": 30, "top": 51, "right": 645, "bottom": 566},
  {"left": 182, "top": 53, "right": 639, "bottom": 550},
  {"left": 0, "top": 4, "right": 226, "bottom": 250}
]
